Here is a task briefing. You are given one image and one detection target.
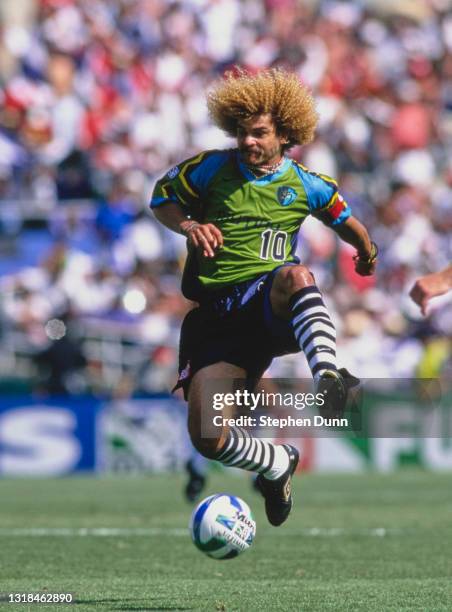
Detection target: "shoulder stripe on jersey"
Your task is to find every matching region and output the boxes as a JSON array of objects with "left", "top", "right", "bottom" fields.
[
  {"left": 161, "top": 180, "right": 188, "bottom": 205},
  {"left": 294, "top": 161, "right": 338, "bottom": 187},
  {"left": 189, "top": 149, "right": 232, "bottom": 192},
  {"left": 179, "top": 151, "right": 207, "bottom": 198},
  {"left": 292, "top": 160, "right": 350, "bottom": 225}
]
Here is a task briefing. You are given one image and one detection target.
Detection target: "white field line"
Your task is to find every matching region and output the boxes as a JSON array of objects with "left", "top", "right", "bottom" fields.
[{"left": 0, "top": 527, "right": 407, "bottom": 538}]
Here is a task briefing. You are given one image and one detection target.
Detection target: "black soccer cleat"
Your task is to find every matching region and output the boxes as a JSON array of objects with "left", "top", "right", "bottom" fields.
[
  {"left": 255, "top": 445, "right": 300, "bottom": 527},
  {"left": 184, "top": 460, "right": 207, "bottom": 503},
  {"left": 317, "top": 367, "right": 360, "bottom": 419}
]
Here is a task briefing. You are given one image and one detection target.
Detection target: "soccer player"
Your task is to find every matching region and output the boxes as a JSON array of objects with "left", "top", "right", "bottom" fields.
[
  {"left": 151, "top": 69, "right": 377, "bottom": 526},
  {"left": 410, "top": 265, "right": 452, "bottom": 315}
]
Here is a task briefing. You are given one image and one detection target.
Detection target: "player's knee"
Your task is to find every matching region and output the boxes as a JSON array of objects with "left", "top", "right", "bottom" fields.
[
  {"left": 189, "top": 430, "right": 221, "bottom": 459},
  {"left": 188, "top": 413, "right": 222, "bottom": 458},
  {"left": 281, "top": 264, "right": 314, "bottom": 292}
]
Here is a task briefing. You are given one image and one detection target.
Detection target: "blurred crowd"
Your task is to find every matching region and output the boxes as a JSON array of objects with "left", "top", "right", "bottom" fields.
[{"left": 0, "top": 0, "right": 451, "bottom": 393}]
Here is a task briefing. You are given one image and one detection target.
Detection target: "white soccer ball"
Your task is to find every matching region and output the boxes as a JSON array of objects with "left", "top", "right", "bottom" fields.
[{"left": 189, "top": 493, "right": 256, "bottom": 559}]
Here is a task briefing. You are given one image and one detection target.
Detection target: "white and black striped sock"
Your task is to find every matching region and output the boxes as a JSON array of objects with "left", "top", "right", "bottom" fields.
[
  {"left": 214, "top": 427, "right": 290, "bottom": 480},
  {"left": 290, "top": 286, "right": 337, "bottom": 381}
]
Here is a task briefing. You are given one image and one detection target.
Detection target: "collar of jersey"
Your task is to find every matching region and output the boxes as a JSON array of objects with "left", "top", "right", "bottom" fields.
[{"left": 236, "top": 151, "right": 291, "bottom": 184}]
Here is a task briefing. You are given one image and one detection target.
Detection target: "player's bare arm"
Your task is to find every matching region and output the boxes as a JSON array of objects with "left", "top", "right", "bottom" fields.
[
  {"left": 153, "top": 202, "right": 223, "bottom": 258},
  {"left": 333, "top": 216, "right": 378, "bottom": 276}
]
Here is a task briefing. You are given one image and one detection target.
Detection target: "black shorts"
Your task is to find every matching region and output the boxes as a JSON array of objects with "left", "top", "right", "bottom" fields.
[{"left": 175, "top": 266, "right": 300, "bottom": 399}]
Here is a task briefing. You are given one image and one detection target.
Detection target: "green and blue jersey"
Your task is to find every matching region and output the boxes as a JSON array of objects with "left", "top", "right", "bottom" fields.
[{"left": 151, "top": 149, "right": 351, "bottom": 292}]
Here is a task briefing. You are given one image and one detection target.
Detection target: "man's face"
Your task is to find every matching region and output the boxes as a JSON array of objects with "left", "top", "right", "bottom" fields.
[{"left": 237, "top": 114, "right": 288, "bottom": 166}]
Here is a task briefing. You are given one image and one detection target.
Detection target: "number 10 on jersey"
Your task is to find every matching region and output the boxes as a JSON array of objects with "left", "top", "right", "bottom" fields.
[{"left": 259, "top": 229, "right": 288, "bottom": 261}]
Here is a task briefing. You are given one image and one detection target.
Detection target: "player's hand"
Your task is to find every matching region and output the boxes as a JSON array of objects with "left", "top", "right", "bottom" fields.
[
  {"left": 181, "top": 221, "right": 224, "bottom": 258},
  {"left": 353, "top": 242, "right": 378, "bottom": 276},
  {"left": 410, "top": 279, "right": 432, "bottom": 315},
  {"left": 409, "top": 269, "right": 451, "bottom": 315}
]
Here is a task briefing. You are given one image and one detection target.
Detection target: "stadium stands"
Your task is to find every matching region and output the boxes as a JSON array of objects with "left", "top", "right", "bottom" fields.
[{"left": 0, "top": 0, "right": 451, "bottom": 392}]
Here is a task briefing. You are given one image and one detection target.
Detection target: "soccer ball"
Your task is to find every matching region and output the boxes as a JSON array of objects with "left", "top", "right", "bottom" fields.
[{"left": 189, "top": 493, "right": 256, "bottom": 559}]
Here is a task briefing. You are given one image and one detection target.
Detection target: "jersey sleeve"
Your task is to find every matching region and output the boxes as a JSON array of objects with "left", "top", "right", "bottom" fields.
[
  {"left": 150, "top": 150, "right": 229, "bottom": 215},
  {"left": 295, "top": 165, "right": 351, "bottom": 227}
]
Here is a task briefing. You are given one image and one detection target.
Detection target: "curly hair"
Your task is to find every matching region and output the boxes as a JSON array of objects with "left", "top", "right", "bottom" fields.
[{"left": 206, "top": 68, "right": 319, "bottom": 148}]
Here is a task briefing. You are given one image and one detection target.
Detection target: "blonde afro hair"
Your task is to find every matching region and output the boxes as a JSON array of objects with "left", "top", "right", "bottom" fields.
[{"left": 207, "top": 68, "right": 319, "bottom": 148}]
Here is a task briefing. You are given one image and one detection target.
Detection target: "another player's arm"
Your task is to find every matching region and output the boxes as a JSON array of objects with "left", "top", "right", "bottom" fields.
[{"left": 409, "top": 264, "right": 452, "bottom": 315}]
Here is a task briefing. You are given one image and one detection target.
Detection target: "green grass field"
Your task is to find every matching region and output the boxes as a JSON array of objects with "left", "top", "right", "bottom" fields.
[{"left": 1, "top": 470, "right": 451, "bottom": 611}]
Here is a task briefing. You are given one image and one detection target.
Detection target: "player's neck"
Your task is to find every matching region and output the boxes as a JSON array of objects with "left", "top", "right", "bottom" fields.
[{"left": 245, "top": 155, "right": 285, "bottom": 177}]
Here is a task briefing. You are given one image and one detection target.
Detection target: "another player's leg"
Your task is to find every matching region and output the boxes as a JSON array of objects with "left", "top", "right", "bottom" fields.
[
  {"left": 184, "top": 446, "right": 208, "bottom": 502},
  {"left": 187, "top": 362, "right": 299, "bottom": 526},
  {"left": 270, "top": 265, "right": 359, "bottom": 417}
]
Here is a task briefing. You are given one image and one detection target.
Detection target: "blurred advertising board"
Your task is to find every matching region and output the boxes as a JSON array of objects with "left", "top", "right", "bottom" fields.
[
  {"left": 0, "top": 396, "right": 101, "bottom": 475},
  {"left": 0, "top": 386, "right": 451, "bottom": 476},
  {"left": 0, "top": 395, "right": 189, "bottom": 476}
]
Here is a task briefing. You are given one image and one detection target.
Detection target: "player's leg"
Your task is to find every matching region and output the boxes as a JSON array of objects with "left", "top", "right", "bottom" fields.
[
  {"left": 176, "top": 383, "right": 209, "bottom": 503},
  {"left": 269, "top": 264, "right": 358, "bottom": 416},
  {"left": 187, "top": 361, "right": 240, "bottom": 458},
  {"left": 270, "top": 264, "right": 337, "bottom": 379},
  {"left": 187, "top": 361, "right": 299, "bottom": 526}
]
